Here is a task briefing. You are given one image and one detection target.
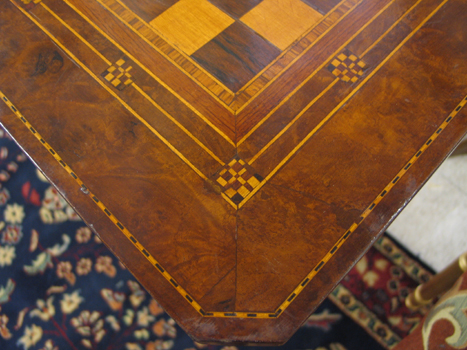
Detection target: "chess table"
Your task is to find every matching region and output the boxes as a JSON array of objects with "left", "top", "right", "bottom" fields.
[{"left": 1, "top": 0, "right": 466, "bottom": 345}]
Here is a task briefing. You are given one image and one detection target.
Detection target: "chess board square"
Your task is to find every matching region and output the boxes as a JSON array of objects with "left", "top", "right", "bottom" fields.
[
  {"left": 119, "top": 0, "right": 180, "bottom": 23},
  {"left": 337, "top": 53, "right": 347, "bottom": 61},
  {"left": 225, "top": 188, "right": 237, "bottom": 198},
  {"left": 208, "top": 0, "right": 263, "bottom": 18},
  {"left": 301, "top": 0, "right": 342, "bottom": 14},
  {"left": 231, "top": 160, "right": 244, "bottom": 172},
  {"left": 216, "top": 177, "right": 228, "bottom": 187},
  {"left": 231, "top": 180, "right": 243, "bottom": 191},
  {"left": 149, "top": 0, "right": 235, "bottom": 55},
  {"left": 221, "top": 171, "right": 233, "bottom": 181},
  {"left": 228, "top": 177, "right": 237, "bottom": 184},
  {"left": 247, "top": 176, "right": 261, "bottom": 187},
  {"left": 237, "top": 186, "right": 251, "bottom": 198},
  {"left": 240, "top": 0, "right": 323, "bottom": 51},
  {"left": 241, "top": 171, "right": 251, "bottom": 180},
  {"left": 192, "top": 21, "right": 280, "bottom": 92}
]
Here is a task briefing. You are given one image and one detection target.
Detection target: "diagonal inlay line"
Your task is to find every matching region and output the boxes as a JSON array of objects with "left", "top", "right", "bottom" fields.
[
  {"left": 0, "top": 89, "right": 206, "bottom": 318},
  {"left": 234, "top": 0, "right": 362, "bottom": 115},
  {"left": 3, "top": 0, "right": 460, "bottom": 318},
  {"left": 110, "top": 0, "right": 235, "bottom": 97},
  {"left": 237, "top": 0, "right": 397, "bottom": 145},
  {"left": 235, "top": 0, "right": 352, "bottom": 96},
  {"left": 100, "top": 0, "right": 236, "bottom": 111},
  {"left": 26, "top": 0, "right": 447, "bottom": 213},
  {"left": 246, "top": 0, "right": 426, "bottom": 167},
  {"left": 12, "top": 0, "right": 239, "bottom": 209},
  {"left": 103, "top": 0, "right": 358, "bottom": 112},
  {"left": 41, "top": 2, "right": 112, "bottom": 65},
  {"left": 131, "top": 84, "right": 225, "bottom": 166},
  {"left": 3, "top": 72, "right": 464, "bottom": 317},
  {"left": 40, "top": 2, "right": 230, "bottom": 165},
  {"left": 248, "top": 79, "right": 339, "bottom": 164},
  {"left": 59, "top": 0, "right": 236, "bottom": 146},
  {"left": 239, "top": 0, "right": 446, "bottom": 209}
]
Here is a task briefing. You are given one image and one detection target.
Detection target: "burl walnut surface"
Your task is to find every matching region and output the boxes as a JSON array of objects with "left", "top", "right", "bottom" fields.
[{"left": 0, "top": 0, "right": 466, "bottom": 345}]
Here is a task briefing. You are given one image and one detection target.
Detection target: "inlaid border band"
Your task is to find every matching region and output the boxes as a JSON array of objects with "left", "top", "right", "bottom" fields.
[
  {"left": 15, "top": 0, "right": 447, "bottom": 210},
  {"left": 98, "top": 0, "right": 359, "bottom": 111},
  {"left": 5, "top": 0, "right": 461, "bottom": 319},
  {"left": 1, "top": 87, "right": 464, "bottom": 318}
]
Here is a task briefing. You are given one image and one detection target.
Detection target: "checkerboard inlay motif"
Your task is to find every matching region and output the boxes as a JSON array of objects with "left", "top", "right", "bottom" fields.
[
  {"left": 102, "top": 58, "right": 134, "bottom": 91},
  {"left": 214, "top": 157, "right": 263, "bottom": 204},
  {"left": 328, "top": 49, "right": 366, "bottom": 83}
]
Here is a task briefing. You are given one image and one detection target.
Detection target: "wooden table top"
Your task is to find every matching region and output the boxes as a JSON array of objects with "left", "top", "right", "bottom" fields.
[{"left": 1, "top": 0, "right": 466, "bottom": 345}]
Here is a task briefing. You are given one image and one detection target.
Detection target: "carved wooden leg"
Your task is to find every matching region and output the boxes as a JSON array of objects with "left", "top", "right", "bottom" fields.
[{"left": 406, "top": 253, "right": 467, "bottom": 310}]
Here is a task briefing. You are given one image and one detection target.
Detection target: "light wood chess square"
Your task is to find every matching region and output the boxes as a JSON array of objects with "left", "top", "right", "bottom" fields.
[
  {"left": 240, "top": 0, "right": 323, "bottom": 51},
  {"left": 149, "top": 0, "right": 235, "bottom": 55}
]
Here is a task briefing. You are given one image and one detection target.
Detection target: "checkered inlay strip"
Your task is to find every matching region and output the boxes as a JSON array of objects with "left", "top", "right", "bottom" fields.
[
  {"left": 328, "top": 49, "right": 366, "bottom": 83},
  {"left": 102, "top": 57, "right": 134, "bottom": 91},
  {"left": 214, "top": 157, "right": 263, "bottom": 204}
]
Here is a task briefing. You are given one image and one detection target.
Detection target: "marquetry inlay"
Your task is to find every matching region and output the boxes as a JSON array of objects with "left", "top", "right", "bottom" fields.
[
  {"left": 328, "top": 49, "right": 366, "bottom": 83},
  {"left": 149, "top": 0, "right": 235, "bottom": 56},
  {"left": 89, "top": 0, "right": 360, "bottom": 108},
  {"left": 213, "top": 157, "right": 263, "bottom": 205},
  {"left": 4, "top": 0, "right": 466, "bottom": 343},
  {"left": 21, "top": 0, "right": 41, "bottom": 4},
  {"left": 3, "top": 88, "right": 466, "bottom": 319},
  {"left": 240, "top": 0, "right": 323, "bottom": 51},
  {"left": 102, "top": 58, "right": 134, "bottom": 91}
]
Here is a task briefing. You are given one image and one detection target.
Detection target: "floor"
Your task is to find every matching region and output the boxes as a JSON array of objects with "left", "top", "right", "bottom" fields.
[{"left": 388, "top": 138, "right": 467, "bottom": 272}]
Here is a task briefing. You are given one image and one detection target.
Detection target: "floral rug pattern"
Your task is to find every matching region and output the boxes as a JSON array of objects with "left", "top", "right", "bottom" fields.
[{"left": 0, "top": 128, "right": 432, "bottom": 350}]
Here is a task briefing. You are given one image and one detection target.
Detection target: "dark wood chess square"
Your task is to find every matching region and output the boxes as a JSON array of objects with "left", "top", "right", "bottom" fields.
[{"left": 0, "top": 0, "right": 466, "bottom": 345}]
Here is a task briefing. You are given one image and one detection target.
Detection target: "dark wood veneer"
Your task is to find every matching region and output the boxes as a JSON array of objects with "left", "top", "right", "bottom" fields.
[{"left": 0, "top": 0, "right": 466, "bottom": 345}]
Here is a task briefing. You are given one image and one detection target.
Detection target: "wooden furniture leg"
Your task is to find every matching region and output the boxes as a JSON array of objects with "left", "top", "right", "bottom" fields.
[{"left": 406, "top": 252, "right": 467, "bottom": 310}]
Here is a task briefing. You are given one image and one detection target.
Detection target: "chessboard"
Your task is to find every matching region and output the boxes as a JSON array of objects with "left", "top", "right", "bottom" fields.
[{"left": 1, "top": 0, "right": 467, "bottom": 345}]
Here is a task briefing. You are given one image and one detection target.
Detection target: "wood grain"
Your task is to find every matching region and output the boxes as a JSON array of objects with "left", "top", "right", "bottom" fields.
[
  {"left": 1, "top": 0, "right": 467, "bottom": 344},
  {"left": 149, "top": 0, "right": 235, "bottom": 55},
  {"left": 240, "top": 0, "right": 323, "bottom": 50},
  {"left": 192, "top": 22, "right": 281, "bottom": 92},
  {"left": 302, "top": 0, "right": 344, "bottom": 14},
  {"left": 208, "top": 0, "right": 263, "bottom": 18},
  {"left": 236, "top": 0, "right": 390, "bottom": 140},
  {"left": 67, "top": 0, "right": 237, "bottom": 141},
  {"left": 118, "top": 0, "right": 178, "bottom": 23}
]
